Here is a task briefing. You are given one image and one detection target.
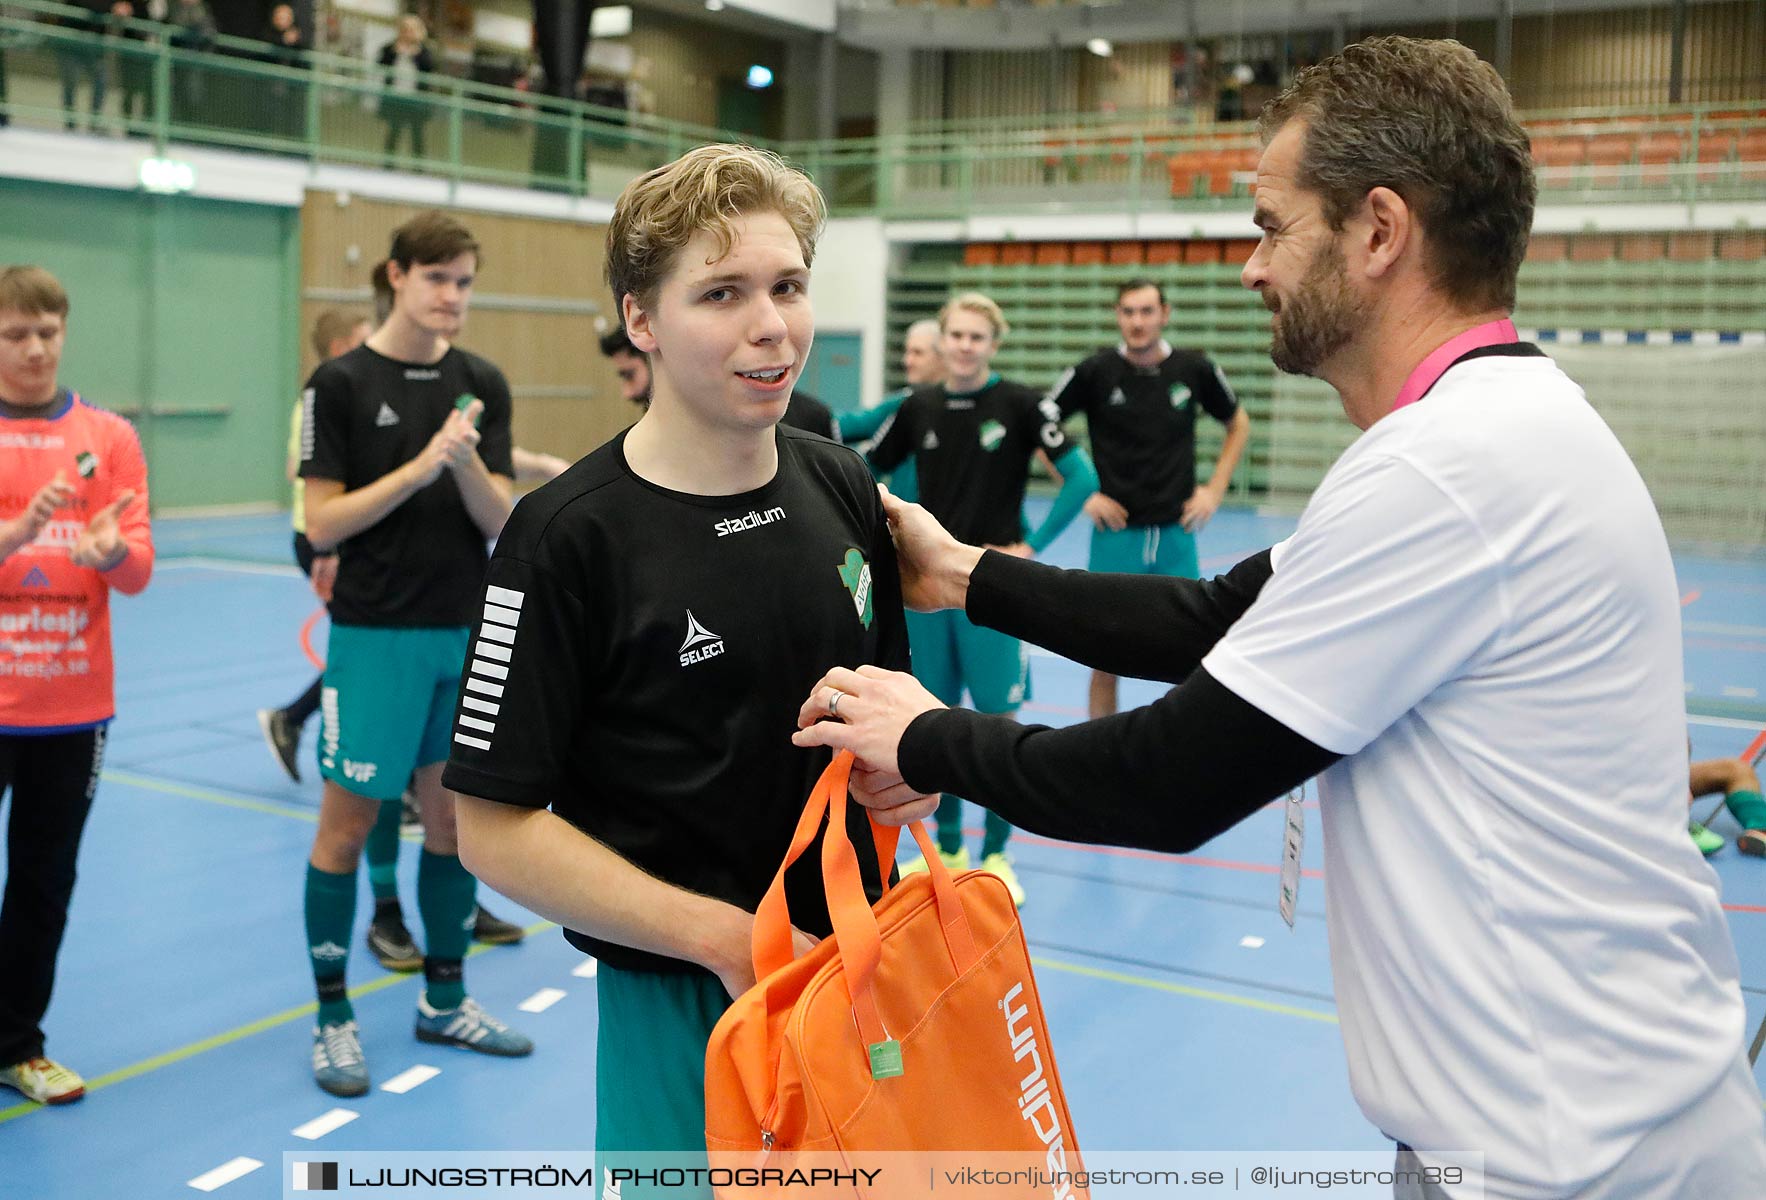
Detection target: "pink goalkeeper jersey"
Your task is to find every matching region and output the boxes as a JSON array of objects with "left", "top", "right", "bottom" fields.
[{"left": 1, "top": 390, "right": 154, "bottom": 732}]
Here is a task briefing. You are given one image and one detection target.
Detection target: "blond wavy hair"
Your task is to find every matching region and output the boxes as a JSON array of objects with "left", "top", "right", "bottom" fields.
[
  {"left": 939, "top": 291, "right": 1009, "bottom": 340},
  {"left": 605, "top": 143, "right": 826, "bottom": 314}
]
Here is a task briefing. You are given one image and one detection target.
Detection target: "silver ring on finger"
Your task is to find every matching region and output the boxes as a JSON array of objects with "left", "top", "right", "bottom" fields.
[{"left": 828, "top": 688, "right": 844, "bottom": 718}]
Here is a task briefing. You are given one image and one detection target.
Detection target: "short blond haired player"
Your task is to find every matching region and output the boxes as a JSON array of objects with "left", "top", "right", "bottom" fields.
[{"left": 445, "top": 145, "right": 910, "bottom": 1168}]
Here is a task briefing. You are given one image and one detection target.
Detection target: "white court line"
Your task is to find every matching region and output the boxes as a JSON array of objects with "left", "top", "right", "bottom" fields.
[
  {"left": 519, "top": 988, "right": 568, "bottom": 1013},
  {"left": 1239, "top": 936, "right": 1266, "bottom": 949},
  {"left": 187, "top": 1157, "right": 264, "bottom": 1191},
  {"left": 380, "top": 1065, "right": 441, "bottom": 1094},
  {"left": 1723, "top": 687, "right": 1760, "bottom": 699},
  {"left": 1690, "top": 715, "right": 1766, "bottom": 731},
  {"left": 157, "top": 557, "right": 302, "bottom": 577},
  {"left": 292, "top": 1108, "right": 360, "bottom": 1140},
  {"left": 572, "top": 958, "right": 599, "bottom": 979}
]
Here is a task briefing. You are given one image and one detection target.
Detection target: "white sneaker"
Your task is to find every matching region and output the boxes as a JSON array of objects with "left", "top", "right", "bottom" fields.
[{"left": 0, "top": 1056, "right": 86, "bottom": 1105}]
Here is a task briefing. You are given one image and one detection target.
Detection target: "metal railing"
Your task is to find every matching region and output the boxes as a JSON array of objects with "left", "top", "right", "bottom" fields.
[{"left": 0, "top": 1, "right": 1761, "bottom": 215}]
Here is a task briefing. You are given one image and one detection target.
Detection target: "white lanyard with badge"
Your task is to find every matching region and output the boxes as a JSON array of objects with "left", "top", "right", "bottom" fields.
[{"left": 1278, "top": 317, "right": 1520, "bottom": 928}]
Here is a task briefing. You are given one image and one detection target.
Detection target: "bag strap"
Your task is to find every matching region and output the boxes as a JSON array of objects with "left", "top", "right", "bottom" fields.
[
  {"left": 750, "top": 753, "right": 984, "bottom": 1068},
  {"left": 823, "top": 760, "right": 981, "bottom": 1024},
  {"left": 751, "top": 754, "right": 903, "bottom": 982},
  {"left": 751, "top": 762, "right": 836, "bottom": 984}
]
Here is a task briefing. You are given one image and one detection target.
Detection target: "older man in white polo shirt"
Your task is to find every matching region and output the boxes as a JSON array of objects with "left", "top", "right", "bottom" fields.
[{"left": 795, "top": 35, "right": 1766, "bottom": 1200}]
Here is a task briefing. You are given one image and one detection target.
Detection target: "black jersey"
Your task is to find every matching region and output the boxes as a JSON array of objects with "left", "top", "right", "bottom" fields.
[
  {"left": 867, "top": 375, "right": 1069, "bottom": 547},
  {"left": 1047, "top": 345, "right": 1237, "bottom": 527},
  {"left": 782, "top": 389, "right": 836, "bottom": 441},
  {"left": 439, "top": 425, "right": 910, "bottom": 973},
  {"left": 299, "top": 344, "right": 515, "bottom": 627}
]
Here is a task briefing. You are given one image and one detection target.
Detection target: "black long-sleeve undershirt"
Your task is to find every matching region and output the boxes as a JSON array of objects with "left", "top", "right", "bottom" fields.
[
  {"left": 965, "top": 547, "right": 1275, "bottom": 683},
  {"left": 900, "top": 669, "right": 1341, "bottom": 854},
  {"left": 897, "top": 546, "right": 1340, "bottom": 853}
]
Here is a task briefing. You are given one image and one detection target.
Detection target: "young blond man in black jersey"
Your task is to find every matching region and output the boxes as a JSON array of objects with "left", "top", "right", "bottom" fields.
[{"left": 445, "top": 145, "right": 908, "bottom": 1173}]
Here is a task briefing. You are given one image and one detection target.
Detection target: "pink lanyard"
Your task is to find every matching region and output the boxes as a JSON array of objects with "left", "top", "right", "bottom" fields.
[{"left": 1390, "top": 319, "right": 1518, "bottom": 413}]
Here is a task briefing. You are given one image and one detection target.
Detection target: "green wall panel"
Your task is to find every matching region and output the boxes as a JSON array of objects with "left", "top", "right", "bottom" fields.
[{"left": 0, "top": 178, "right": 298, "bottom": 510}]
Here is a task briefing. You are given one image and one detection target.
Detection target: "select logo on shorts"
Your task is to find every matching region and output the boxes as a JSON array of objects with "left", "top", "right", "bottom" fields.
[
  {"left": 292, "top": 1161, "right": 339, "bottom": 1191},
  {"left": 454, "top": 585, "right": 523, "bottom": 752},
  {"left": 837, "top": 549, "right": 873, "bottom": 630},
  {"left": 679, "top": 610, "right": 724, "bottom": 667},
  {"left": 978, "top": 419, "right": 1007, "bottom": 452}
]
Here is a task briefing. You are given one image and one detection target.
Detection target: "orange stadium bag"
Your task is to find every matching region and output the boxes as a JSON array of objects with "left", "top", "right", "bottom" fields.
[{"left": 704, "top": 752, "right": 1087, "bottom": 1198}]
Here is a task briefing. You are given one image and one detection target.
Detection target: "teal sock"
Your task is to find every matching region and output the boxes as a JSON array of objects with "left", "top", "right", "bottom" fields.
[
  {"left": 305, "top": 863, "right": 357, "bottom": 1026},
  {"left": 417, "top": 849, "right": 476, "bottom": 1011},
  {"left": 365, "top": 801, "right": 402, "bottom": 902},
  {"left": 1726, "top": 789, "right": 1766, "bottom": 831},
  {"left": 981, "top": 809, "right": 1013, "bottom": 859},
  {"left": 935, "top": 795, "right": 965, "bottom": 856}
]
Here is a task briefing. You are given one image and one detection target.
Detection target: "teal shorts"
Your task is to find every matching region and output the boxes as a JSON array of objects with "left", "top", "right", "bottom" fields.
[
  {"left": 595, "top": 964, "right": 731, "bottom": 1195},
  {"left": 1089, "top": 521, "right": 1199, "bottom": 578},
  {"left": 317, "top": 623, "right": 470, "bottom": 802},
  {"left": 906, "top": 607, "right": 1029, "bottom": 714}
]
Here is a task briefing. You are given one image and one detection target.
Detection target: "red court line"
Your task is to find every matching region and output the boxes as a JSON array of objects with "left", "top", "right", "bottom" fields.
[
  {"left": 1745, "top": 729, "right": 1766, "bottom": 768},
  {"left": 299, "top": 608, "right": 326, "bottom": 671},
  {"left": 1681, "top": 589, "right": 1701, "bottom": 607}
]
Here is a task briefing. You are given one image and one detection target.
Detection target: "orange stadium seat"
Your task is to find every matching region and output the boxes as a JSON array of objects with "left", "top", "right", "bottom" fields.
[
  {"left": 1034, "top": 242, "right": 1071, "bottom": 266},
  {"left": 998, "top": 242, "right": 1035, "bottom": 266},
  {"left": 1619, "top": 234, "right": 1666, "bottom": 262},
  {"left": 1638, "top": 132, "right": 1687, "bottom": 186},
  {"left": 1738, "top": 131, "right": 1766, "bottom": 182},
  {"left": 1182, "top": 241, "right": 1220, "bottom": 265},
  {"left": 1569, "top": 235, "right": 1619, "bottom": 262},
  {"left": 1106, "top": 242, "right": 1145, "bottom": 266},
  {"left": 1070, "top": 242, "right": 1106, "bottom": 266},
  {"left": 1718, "top": 231, "right": 1766, "bottom": 261},
  {"left": 1525, "top": 235, "right": 1569, "bottom": 263},
  {"left": 1144, "top": 241, "right": 1184, "bottom": 265},
  {"left": 963, "top": 243, "right": 1000, "bottom": 266},
  {"left": 1667, "top": 232, "right": 1716, "bottom": 261},
  {"left": 1220, "top": 239, "right": 1259, "bottom": 265}
]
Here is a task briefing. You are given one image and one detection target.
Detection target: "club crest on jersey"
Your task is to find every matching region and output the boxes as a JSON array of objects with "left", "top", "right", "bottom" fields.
[
  {"left": 837, "top": 548, "right": 873, "bottom": 630},
  {"left": 1169, "top": 384, "right": 1192, "bottom": 409},
  {"left": 74, "top": 451, "right": 99, "bottom": 478},
  {"left": 679, "top": 610, "right": 724, "bottom": 667},
  {"left": 978, "top": 419, "right": 1007, "bottom": 452}
]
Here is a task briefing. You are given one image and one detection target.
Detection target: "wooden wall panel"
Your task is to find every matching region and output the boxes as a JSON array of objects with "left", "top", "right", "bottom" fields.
[{"left": 298, "top": 190, "right": 628, "bottom": 467}]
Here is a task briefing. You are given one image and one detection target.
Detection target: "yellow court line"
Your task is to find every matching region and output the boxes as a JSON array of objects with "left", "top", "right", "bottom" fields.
[
  {"left": 0, "top": 921, "right": 558, "bottom": 1124},
  {"left": 103, "top": 768, "right": 425, "bottom": 840},
  {"left": 103, "top": 768, "right": 321, "bottom": 823},
  {"left": 1031, "top": 954, "right": 1341, "bottom": 1024}
]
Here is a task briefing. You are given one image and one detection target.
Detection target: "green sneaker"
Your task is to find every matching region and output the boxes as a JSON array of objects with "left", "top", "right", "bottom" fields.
[
  {"left": 899, "top": 846, "right": 970, "bottom": 877},
  {"left": 981, "top": 852, "right": 1027, "bottom": 907},
  {"left": 1690, "top": 821, "right": 1725, "bottom": 857}
]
